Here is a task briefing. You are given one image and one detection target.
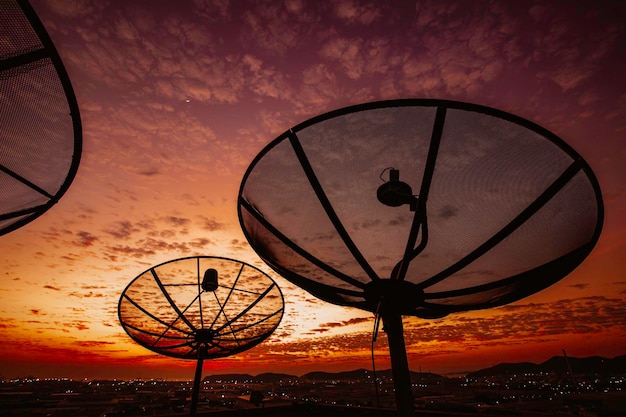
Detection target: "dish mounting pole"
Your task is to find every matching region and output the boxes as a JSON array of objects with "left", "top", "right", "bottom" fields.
[
  {"left": 189, "top": 349, "right": 205, "bottom": 417},
  {"left": 383, "top": 312, "right": 415, "bottom": 417}
]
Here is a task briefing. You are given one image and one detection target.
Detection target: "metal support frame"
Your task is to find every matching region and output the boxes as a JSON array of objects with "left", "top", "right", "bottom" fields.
[
  {"left": 383, "top": 313, "right": 415, "bottom": 417},
  {"left": 189, "top": 353, "right": 205, "bottom": 417}
]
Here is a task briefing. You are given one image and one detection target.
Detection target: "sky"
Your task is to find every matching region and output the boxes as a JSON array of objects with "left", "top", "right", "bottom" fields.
[{"left": 1, "top": 0, "right": 625, "bottom": 380}]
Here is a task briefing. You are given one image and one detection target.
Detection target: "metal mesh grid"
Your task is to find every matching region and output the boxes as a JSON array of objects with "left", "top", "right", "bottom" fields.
[
  {"left": 118, "top": 256, "right": 284, "bottom": 360},
  {"left": 238, "top": 99, "right": 603, "bottom": 318},
  {"left": 0, "top": 1, "right": 42, "bottom": 60},
  {"left": 0, "top": 0, "right": 81, "bottom": 236}
]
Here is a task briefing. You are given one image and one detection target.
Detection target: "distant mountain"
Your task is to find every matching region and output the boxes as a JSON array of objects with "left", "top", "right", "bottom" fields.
[
  {"left": 301, "top": 368, "right": 447, "bottom": 382},
  {"left": 467, "top": 354, "right": 626, "bottom": 377},
  {"left": 202, "top": 373, "right": 255, "bottom": 383},
  {"left": 302, "top": 368, "right": 375, "bottom": 381},
  {"left": 202, "top": 369, "right": 447, "bottom": 384},
  {"left": 200, "top": 355, "right": 626, "bottom": 383},
  {"left": 465, "top": 362, "right": 540, "bottom": 377},
  {"left": 253, "top": 373, "right": 299, "bottom": 383},
  {"left": 202, "top": 372, "right": 299, "bottom": 383},
  {"left": 539, "top": 354, "right": 626, "bottom": 375}
]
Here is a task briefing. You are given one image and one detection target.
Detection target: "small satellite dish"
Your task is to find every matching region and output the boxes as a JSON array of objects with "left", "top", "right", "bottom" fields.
[
  {"left": 0, "top": 0, "right": 82, "bottom": 236},
  {"left": 237, "top": 99, "right": 603, "bottom": 416},
  {"left": 118, "top": 256, "right": 284, "bottom": 416}
]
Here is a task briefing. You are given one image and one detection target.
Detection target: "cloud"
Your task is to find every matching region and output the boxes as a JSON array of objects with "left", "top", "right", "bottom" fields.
[
  {"left": 229, "top": 239, "right": 248, "bottom": 251},
  {"left": 297, "top": 63, "right": 340, "bottom": 111},
  {"left": 311, "top": 328, "right": 330, "bottom": 333},
  {"left": 189, "top": 238, "right": 212, "bottom": 248},
  {"left": 13, "top": 0, "right": 625, "bottom": 380},
  {"left": 198, "top": 216, "right": 225, "bottom": 231},
  {"left": 104, "top": 237, "right": 194, "bottom": 260},
  {"left": 73, "top": 231, "right": 98, "bottom": 247},
  {"left": 569, "top": 283, "right": 589, "bottom": 290},
  {"left": 37, "top": 0, "right": 107, "bottom": 18},
  {"left": 138, "top": 168, "right": 160, "bottom": 176},
  {"left": 402, "top": 296, "right": 626, "bottom": 347},
  {"left": 240, "top": 3, "right": 311, "bottom": 55},
  {"left": 528, "top": 2, "right": 623, "bottom": 92},
  {"left": 104, "top": 221, "right": 140, "bottom": 240},
  {"left": 60, "top": 253, "right": 80, "bottom": 263},
  {"left": 103, "top": 245, "right": 157, "bottom": 259},
  {"left": 34, "top": 227, "right": 71, "bottom": 244},
  {"left": 68, "top": 291, "right": 105, "bottom": 298},
  {"left": 333, "top": 0, "right": 382, "bottom": 25},
  {"left": 163, "top": 216, "right": 191, "bottom": 227},
  {"left": 242, "top": 54, "right": 293, "bottom": 101},
  {"left": 319, "top": 316, "right": 372, "bottom": 329},
  {"left": 69, "top": 322, "right": 90, "bottom": 331},
  {"left": 80, "top": 285, "right": 108, "bottom": 290},
  {"left": 76, "top": 340, "right": 117, "bottom": 348},
  {"left": 192, "top": 0, "right": 231, "bottom": 21},
  {"left": 319, "top": 37, "right": 391, "bottom": 80}
]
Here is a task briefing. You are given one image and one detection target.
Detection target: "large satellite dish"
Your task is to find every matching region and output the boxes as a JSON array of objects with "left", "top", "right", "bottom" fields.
[
  {"left": 0, "top": 0, "right": 82, "bottom": 236},
  {"left": 119, "top": 256, "right": 284, "bottom": 416},
  {"left": 238, "top": 99, "right": 603, "bottom": 416}
]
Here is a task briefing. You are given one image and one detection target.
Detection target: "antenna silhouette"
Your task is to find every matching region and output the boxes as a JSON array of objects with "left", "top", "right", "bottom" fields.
[
  {"left": 238, "top": 99, "right": 603, "bottom": 417},
  {"left": 118, "top": 256, "right": 284, "bottom": 416},
  {"left": 0, "top": 0, "right": 82, "bottom": 236}
]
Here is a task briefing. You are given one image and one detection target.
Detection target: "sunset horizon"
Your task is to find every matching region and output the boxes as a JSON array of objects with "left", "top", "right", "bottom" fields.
[{"left": 1, "top": 0, "right": 625, "bottom": 386}]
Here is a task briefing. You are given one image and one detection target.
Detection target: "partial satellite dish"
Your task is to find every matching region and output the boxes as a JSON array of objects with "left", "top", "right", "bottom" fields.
[
  {"left": 237, "top": 99, "right": 603, "bottom": 416},
  {"left": 0, "top": 0, "right": 82, "bottom": 236},
  {"left": 119, "top": 256, "right": 284, "bottom": 416}
]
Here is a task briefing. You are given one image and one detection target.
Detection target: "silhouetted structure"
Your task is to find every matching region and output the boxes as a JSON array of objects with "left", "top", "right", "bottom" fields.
[
  {"left": 118, "top": 256, "right": 284, "bottom": 416},
  {"left": 238, "top": 99, "right": 603, "bottom": 416},
  {"left": 0, "top": 0, "right": 81, "bottom": 236}
]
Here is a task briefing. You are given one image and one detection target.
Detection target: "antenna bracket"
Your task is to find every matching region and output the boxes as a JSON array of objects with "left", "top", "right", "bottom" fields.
[{"left": 377, "top": 168, "right": 417, "bottom": 210}]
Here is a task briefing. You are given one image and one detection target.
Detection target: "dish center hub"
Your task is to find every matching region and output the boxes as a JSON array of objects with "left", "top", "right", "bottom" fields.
[{"left": 364, "top": 279, "right": 424, "bottom": 314}]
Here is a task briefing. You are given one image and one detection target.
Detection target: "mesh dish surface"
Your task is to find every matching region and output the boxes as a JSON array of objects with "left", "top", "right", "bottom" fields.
[
  {"left": 0, "top": 0, "right": 81, "bottom": 236},
  {"left": 238, "top": 99, "right": 603, "bottom": 318}
]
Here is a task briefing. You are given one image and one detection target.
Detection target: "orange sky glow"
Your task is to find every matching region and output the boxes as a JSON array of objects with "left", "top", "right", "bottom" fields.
[{"left": 1, "top": 0, "right": 625, "bottom": 381}]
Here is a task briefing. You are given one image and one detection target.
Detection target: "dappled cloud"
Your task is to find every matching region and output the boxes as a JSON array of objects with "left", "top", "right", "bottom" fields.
[{"left": 0, "top": 0, "right": 623, "bottom": 379}]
